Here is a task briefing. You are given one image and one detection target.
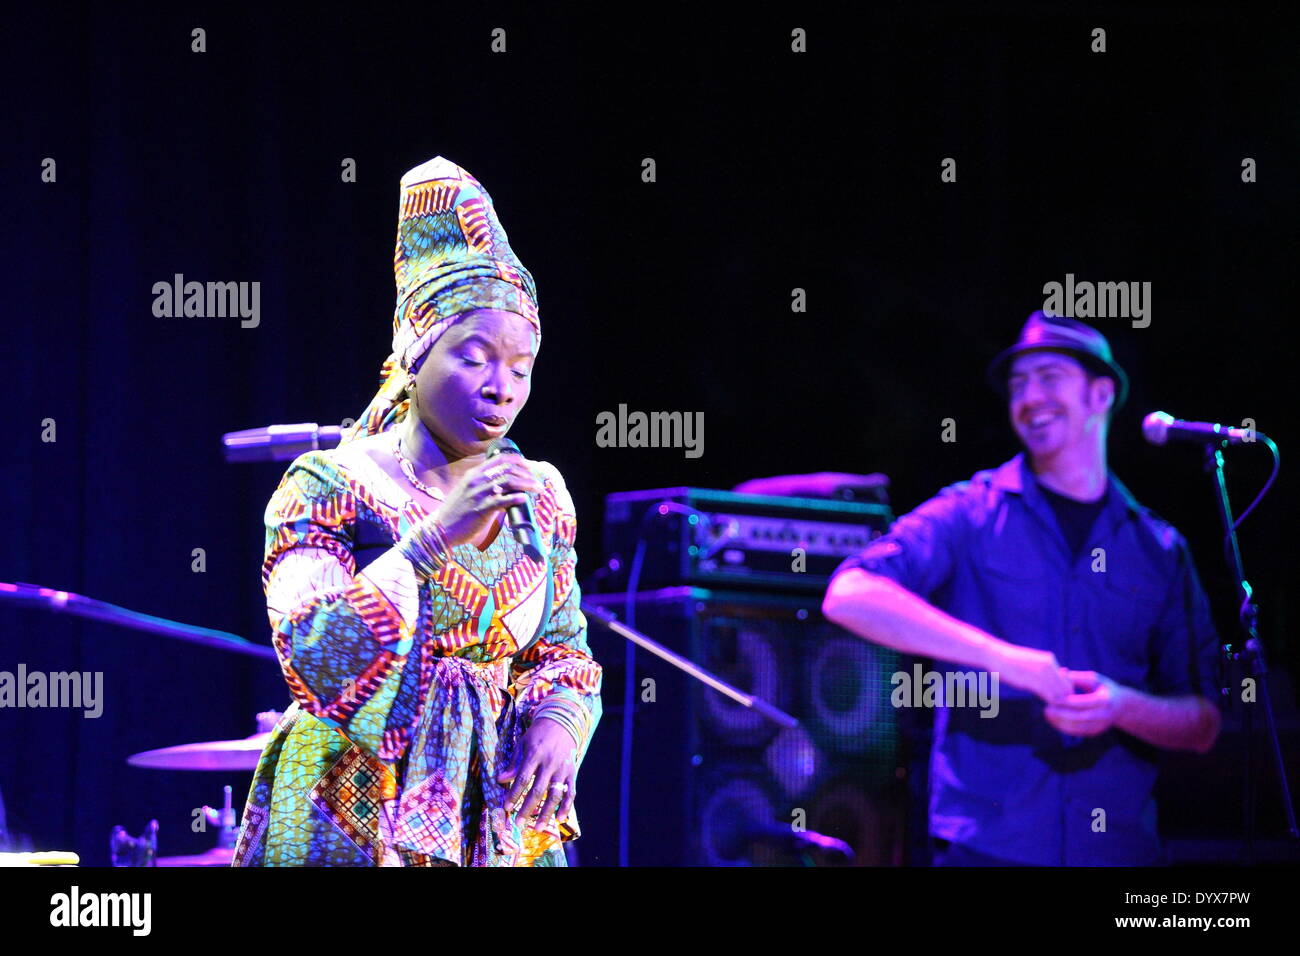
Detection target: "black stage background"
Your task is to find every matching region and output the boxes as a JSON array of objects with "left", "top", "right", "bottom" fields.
[{"left": 1, "top": 3, "right": 1296, "bottom": 866}]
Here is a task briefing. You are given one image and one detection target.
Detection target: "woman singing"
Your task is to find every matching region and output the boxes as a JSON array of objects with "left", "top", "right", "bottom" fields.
[{"left": 232, "top": 157, "right": 602, "bottom": 867}]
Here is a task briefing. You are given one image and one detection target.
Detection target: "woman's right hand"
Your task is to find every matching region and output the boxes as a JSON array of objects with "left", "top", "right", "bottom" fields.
[{"left": 432, "top": 456, "right": 545, "bottom": 547}]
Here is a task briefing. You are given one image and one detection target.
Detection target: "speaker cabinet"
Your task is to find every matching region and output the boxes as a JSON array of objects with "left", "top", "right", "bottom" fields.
[{"left": 577, "top": 588, "right": 905, "bottom": 866}]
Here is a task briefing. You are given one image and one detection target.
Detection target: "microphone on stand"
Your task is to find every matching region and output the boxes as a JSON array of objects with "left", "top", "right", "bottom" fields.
[
  {"left": 223, "top": 424, "right": 547, "bottom": 560},
  {"left": 221, "top": 423, "right": 344, "bottom": 463},
  {"left": 487, "top": 437, "right": 545, "bottom": 562},
  {"left": 1142, "top": 411, "right": 1255, "bottom": 446}
]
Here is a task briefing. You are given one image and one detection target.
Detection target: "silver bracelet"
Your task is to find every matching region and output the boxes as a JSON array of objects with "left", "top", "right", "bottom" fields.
[{"left": 399, "top": 514, "right": 452, "bottom": 575}]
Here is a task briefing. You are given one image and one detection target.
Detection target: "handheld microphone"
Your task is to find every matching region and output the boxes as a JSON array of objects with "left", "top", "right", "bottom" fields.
[
  {"left": 487, "top": 438, "right": 545, "bottom": 562},
  {"left": 1142, "top": 411, "right": 1254, "bottom": 446}
]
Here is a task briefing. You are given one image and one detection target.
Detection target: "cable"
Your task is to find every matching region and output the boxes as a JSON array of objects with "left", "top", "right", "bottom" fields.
[{"left": 1227, "top": 435, "right": 1280, "bottom": 535}]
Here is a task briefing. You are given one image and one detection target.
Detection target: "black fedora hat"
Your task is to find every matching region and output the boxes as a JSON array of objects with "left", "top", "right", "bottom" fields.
[{"left": 986, "top": 311, "right": 1129, "bottom": 409}]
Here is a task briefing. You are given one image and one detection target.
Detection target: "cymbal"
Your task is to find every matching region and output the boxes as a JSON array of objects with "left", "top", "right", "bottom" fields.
[{"left": 127, "top": 732, "right": 271, "bottom": 771}]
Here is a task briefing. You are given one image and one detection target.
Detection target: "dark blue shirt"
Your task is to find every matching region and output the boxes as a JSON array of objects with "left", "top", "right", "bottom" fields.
[
  {"left": 1039, "top": 481, "right": 1109, "bottom": 560},
  {"left": 830, "top": 453, "right": 1222, "bottom": 865}
]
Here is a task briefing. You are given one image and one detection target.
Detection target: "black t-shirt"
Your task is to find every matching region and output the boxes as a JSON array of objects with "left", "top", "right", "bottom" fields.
[{"left": 1038, "top": 479, "right": 1109, "bottom": 559}]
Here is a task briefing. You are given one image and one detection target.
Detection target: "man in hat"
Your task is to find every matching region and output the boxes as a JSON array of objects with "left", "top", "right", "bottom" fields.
[{"left": 822, "top": 311, "right": 1223, "bottom": 866}]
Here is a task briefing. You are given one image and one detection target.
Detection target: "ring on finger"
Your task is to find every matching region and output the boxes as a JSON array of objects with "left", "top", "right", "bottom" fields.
[
  {"left": 544, "top": 782, "right": 569, "bottom": 813},
  {"left": 512, "top": 775, "right": 536, "bottom": 811},
  {"left": 537, "top": 784, "right": 566, "bottom": 821}
]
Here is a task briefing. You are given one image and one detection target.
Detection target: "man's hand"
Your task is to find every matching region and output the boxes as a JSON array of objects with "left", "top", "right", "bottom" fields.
[
  {"left": 1043, "top": 669, "right": 1129, "bottom": 736},
  {"left": 988, "top": 644, "right": 1074, "bottom": 704},
  {"left": 497, "top": 716, "right": 577, "bottom": 832}
]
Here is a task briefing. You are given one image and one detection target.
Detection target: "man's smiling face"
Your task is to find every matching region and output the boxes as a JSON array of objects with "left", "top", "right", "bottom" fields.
[{"left": 1008, "top": 350, "right": 1113, "bottom": 458}]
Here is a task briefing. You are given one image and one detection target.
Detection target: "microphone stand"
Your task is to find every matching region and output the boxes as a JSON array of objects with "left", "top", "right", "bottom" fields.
[
  {"left": 580, "top": 600, "right": 798, "bottom": 730},
  {"left": 1203, "top": 440, "right": 1297, "bottom": 861},
  {"left": 0, "top": 582, "right": 277, "bottom": 661}
]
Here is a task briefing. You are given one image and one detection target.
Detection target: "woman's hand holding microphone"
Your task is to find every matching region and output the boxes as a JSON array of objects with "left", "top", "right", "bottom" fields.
[
  {"left": 398, "top": 456, "right": 544, "bottom": 573},
  {"left": 433, "top": 456, "right": 545, "bottom": 547}
]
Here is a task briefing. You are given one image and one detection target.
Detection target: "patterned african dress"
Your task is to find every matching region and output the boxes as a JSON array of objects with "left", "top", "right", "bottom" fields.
[{"left": 231, "top": 430, "right": 602, "bottom": 867}]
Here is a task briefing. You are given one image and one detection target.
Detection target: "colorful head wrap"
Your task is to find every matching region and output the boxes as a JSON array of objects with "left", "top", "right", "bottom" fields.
[{"left": 343, "top": 157, "right": 540, "bottom": 444}]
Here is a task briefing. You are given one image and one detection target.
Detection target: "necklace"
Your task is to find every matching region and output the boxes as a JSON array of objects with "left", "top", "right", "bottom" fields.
[{"left": 392, "top": 430, "right": 446, "bottom": 501}]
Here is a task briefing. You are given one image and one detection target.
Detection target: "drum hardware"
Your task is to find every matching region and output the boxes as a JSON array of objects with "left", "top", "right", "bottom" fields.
[
  {"left": 117, "top": 712, "right": 283, "bottom": 865},
  {"left": 110, "top": 818, "right": 158, "bottom": 867}
]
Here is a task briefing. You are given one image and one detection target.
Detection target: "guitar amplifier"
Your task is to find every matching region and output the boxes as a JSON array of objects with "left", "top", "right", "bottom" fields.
[
  {"left": 598, "top": 487, "right": 893, "bottom": 594},
  {"left": 576, "top": 588, "right": 907, "bottom": 866}
]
